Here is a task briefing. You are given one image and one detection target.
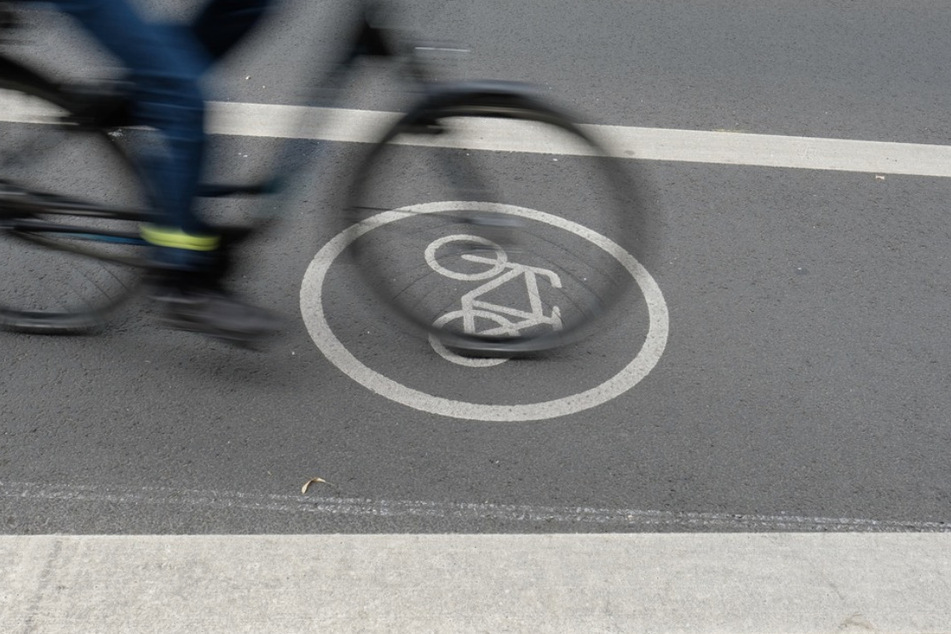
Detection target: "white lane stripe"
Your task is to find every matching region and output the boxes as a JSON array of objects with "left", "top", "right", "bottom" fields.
[
  {"left": 205, "top": 101, "right": 951, "bottom": 177},
  {"left": 3, "top": 95, "right": 948, "bottom": 176},
  {"left": 2, "top": 481, "right": 948, "bottom": 532},
  {"left": 4, "top": 534, "right": 951, "bottom": 632}
]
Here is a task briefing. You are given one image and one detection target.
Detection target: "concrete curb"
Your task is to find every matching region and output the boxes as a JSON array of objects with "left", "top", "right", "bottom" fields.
[{"left": 2, "top": 534, "right": 949, "bottom": 632}]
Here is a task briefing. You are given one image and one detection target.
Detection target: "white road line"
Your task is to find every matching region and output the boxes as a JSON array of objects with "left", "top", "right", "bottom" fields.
[
  {"left": 206, "top": 101, "right": 951, "bottom": 177},
  {"left": 4, "top": 94, "right": 948, "bottom": 175},
  {"left": 4, "top": 534, "right": 951, "bottom": 632},
  {"left": 2, "top": 481, "right": 947, "bottom": 532}
]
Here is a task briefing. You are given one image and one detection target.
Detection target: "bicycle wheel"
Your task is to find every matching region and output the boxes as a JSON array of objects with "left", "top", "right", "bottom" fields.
[
  {"left": 344, "top": 82, "right": 655, "bottom": 355},
  {"left": 0, "top": 59, "right": 148, "bottom": 333}
]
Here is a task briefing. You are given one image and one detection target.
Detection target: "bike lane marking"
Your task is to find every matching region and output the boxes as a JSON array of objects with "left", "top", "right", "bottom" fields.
[
  {"left": 203, "top": 101, "right": 951, "bottom": 176},
  {"left": 300, "top": 202, "right": 668, "bottom": 422},
  {"left": 424, "top": 234, "right": 565, "bottom": 368},
  {"left": 4, "top": 96, "right": 951, "bottom": 174}
]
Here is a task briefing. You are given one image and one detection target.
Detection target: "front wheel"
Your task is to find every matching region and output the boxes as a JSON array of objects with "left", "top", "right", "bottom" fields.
[{"left": 344, "top": 83, "right": 656, "bottom": 355}]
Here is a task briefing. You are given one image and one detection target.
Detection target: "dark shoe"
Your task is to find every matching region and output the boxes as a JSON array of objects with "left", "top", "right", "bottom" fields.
[{"left": 155, "top": 286, "right": 282, "bottom": 347}]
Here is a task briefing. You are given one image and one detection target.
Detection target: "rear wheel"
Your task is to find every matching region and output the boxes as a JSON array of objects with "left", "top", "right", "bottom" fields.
[
  {"left": 0, "top": 61, "right": 148, "bottom": 332},
  {"left": 345, "top": 84, "right": 655, "bottom": 355}
]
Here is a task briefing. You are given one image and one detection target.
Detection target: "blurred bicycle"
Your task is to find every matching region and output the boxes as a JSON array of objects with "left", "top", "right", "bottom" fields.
[{"left": 0, "top": 0, "right": 656, "bottom": 355}]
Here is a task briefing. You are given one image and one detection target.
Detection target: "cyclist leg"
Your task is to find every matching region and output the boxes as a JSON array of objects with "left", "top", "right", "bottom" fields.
[
  {"left": 46, "top": 0, "right": 280, "bottom": 342},
  {"left": 44, "top": 0, "right": 208, "bottom": 243}
]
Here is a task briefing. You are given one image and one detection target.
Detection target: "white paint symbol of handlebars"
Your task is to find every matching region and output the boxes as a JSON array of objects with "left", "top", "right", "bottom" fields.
[{"left": 425, "top": 235, "right": 563, "bottom": 367}]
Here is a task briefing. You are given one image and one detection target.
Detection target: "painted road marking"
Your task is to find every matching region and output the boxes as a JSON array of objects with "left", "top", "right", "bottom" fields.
[
  {"left": 425, "top": 234, "right": 564, "bottom": 366},
  {"left": 205, "top": 100, "right": 951, "bottom": 176},
  {"left": 300, "top": 202, "right": 668, "bottom": 422},
  {"left": 4, "top": 93, "right": 951, "bottom": 174},
  {"left": 2, "top": 480, "right": 949, "bottom": 531},
  {"left": 429, "top": 310, "right": 510, "bottom": 368}
]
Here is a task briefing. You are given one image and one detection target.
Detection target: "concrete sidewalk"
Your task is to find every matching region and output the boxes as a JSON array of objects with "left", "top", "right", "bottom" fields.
[{"left": 2, "top": 534, "right": 949, "bottom": 632}]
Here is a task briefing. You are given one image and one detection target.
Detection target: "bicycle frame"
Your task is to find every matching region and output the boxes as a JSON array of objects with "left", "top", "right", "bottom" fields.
[
  {"left": 0, "top": 0, "right": 448, "bottom": 263},
  {"left": 1, "top": 0, "right": 556, "bottom": 284},
  {"left": 1, "top": 0, "right": 646, "bottom": 352}
]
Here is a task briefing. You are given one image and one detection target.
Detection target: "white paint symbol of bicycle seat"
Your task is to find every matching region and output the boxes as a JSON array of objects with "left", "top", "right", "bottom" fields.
[{"left": 425, "top": 234, "right": 563, "bottom": 367}]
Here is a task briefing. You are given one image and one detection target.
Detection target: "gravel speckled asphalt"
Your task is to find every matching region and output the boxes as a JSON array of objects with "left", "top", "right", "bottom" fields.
[{"left": 2, "top": 1, "right": 951, "bottom": 628}]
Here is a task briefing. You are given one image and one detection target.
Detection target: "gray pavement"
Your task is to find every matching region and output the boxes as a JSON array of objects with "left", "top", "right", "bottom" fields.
[
  {"left": 4, "top": 1, "right": 951, "bottom": 630},
  {"left": 4, "top": 534, "right": 951, "bottom": 632}
]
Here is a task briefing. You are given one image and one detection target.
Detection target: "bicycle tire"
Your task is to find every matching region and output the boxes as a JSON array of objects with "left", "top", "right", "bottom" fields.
[
  {"left": 344, "top": 82, "right": 655, "bottom": 355},
  {"left": 0, "top": 57, "right": 148, "bottom": 333}
]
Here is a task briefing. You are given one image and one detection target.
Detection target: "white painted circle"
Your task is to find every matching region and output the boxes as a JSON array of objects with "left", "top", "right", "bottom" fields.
[{"left": 300, "top": 201, "right": 669, "bottom": 422}]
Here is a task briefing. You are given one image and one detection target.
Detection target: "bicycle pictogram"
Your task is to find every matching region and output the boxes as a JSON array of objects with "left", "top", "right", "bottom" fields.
[{"left": 425, "top": 234, "right": 563, "bottom": 366}]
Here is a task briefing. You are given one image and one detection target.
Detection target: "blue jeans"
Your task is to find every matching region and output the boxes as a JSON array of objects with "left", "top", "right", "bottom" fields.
[{"left": 44, "top": 0, "right": 271, "bottom": 269}]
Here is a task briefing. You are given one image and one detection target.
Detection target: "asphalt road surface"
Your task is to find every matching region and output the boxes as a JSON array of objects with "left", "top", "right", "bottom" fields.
[{"left": 3, "top": 0, "right": 951, "bottom": 536}]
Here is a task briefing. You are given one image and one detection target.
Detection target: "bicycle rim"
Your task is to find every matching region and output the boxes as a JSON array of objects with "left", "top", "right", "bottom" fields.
[
  {"left": 345, "top": 91, "right": 654, "bottom": 355},
  {"left": 0, "top": 70, "right": 147, "bottom": 333}
]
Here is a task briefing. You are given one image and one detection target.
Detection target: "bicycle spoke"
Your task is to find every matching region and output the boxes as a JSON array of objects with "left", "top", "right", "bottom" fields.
[
  {"left": 0, "top": 70, "right": 146, "bottom": 331},
  {"left": 345, "top": 92, "right": 648, "bottom": 354}
]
